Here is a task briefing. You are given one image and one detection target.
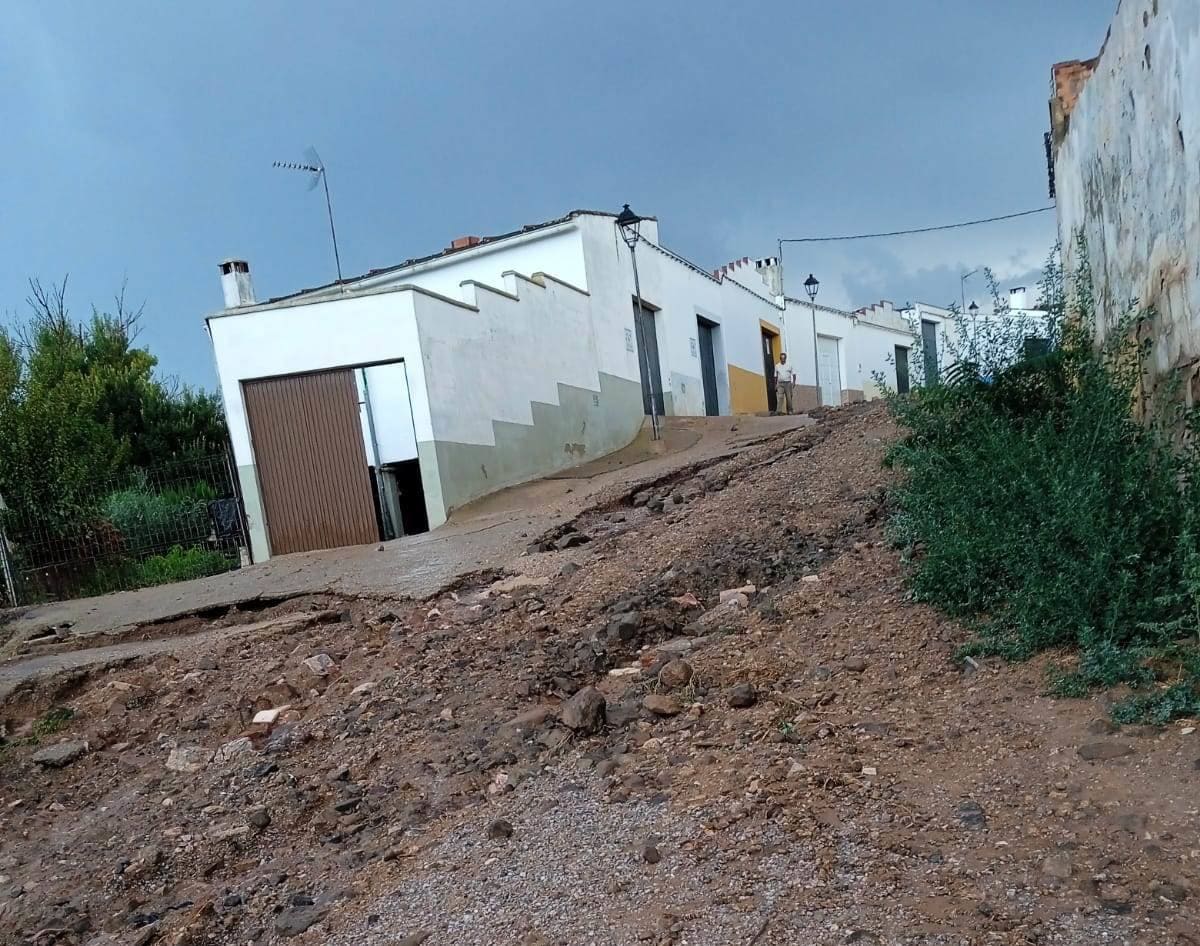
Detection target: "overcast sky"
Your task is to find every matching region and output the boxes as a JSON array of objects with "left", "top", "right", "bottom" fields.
[{"left": 1, "top": 1, "right": 1114, "bottom": 389}]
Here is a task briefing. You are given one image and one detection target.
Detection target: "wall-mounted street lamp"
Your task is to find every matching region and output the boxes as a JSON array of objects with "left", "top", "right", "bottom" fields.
[
  {"left": 804, "top": 273, "right": 821, "bottom": 407},
  {"left": 616, "top": 204, "right": 660, "bottom": 440}
]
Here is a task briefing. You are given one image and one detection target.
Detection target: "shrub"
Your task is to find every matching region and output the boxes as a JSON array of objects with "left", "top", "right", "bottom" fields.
[
  {"left": 132, "top": 545, "right": 233, "bottom": 587},
  {"left": 885, "top": 241, "right": 1200, "bottom": 723},
  {"left": 103, "top": 482, "right": 213, "bottom": 554}
]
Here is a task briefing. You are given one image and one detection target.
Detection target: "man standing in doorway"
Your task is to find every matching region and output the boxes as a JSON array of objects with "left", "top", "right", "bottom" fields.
[{"left": 775, "top": 352, "right": 795, "bottom": 415}]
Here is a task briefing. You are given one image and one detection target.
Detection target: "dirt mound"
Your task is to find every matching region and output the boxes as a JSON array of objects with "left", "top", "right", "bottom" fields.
[{"left": 0, "top": 403, "right": 1196, "bottom": 946}]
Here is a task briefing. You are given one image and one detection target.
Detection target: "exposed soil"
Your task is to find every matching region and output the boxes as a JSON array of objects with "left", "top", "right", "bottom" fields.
[{"left": 1, "top": 403, "right": 1197, "bottom": 946}]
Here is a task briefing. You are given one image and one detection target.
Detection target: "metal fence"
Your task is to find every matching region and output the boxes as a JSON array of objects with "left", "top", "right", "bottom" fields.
[{"left": 0, "top": 453, "right": 248, "bottom": 607}]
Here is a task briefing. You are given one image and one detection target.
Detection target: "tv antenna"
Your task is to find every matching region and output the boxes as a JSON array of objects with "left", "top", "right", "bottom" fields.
[{"left": 273, "top": 146, "right": 344, "bottom": 287}]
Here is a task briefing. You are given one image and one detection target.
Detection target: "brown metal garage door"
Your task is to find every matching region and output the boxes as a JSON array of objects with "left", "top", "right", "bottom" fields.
[{"left": 243, "top": 369, "right": 379, "bottom": 555}]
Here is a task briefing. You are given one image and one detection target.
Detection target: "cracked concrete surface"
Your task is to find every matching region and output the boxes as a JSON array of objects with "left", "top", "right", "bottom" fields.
[{"left": 0, "top": 415, "right": 811, "bottom": 680}]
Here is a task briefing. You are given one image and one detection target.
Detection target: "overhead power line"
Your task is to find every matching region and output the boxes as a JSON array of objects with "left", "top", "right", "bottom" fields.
[{"left": 779, "top": 206, "right": 1055, "bottom": 244}]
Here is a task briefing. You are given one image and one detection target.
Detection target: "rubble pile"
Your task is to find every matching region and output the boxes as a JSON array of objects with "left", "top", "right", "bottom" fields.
[{"left": 0, "top": 405, "right": 1196, "bottom": 945}]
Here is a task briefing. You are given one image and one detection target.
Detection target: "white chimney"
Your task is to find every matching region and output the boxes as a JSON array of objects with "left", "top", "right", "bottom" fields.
[
  {"left": 1008, "top": 286, "right": 1028, "bottom": 311},
  {"left": 219, "top": 259, "right": 256, "bottom": 308}
]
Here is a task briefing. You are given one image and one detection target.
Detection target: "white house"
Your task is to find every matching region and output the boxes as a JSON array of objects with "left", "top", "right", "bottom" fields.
[{"left": 206, "top": 209, "right": 924, "bottom": 562}]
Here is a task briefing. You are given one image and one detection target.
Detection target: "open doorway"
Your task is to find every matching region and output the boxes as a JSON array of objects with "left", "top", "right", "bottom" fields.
[
  {"left": 355, "top": 362, "right": 430, "bottom": 541},
  {"left": 378, "top": 460, "right": 429, "bottom": 537},
  {"left": 760, "top": 328, "right": 778, "bottom": 413},
  {"left": 894, "top": 345, "right": 911, "bottom": 394}
]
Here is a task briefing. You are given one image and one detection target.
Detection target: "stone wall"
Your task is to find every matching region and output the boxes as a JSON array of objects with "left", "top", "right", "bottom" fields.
[{"left": 1051, "top": 0, "right": 1200, "bottom": 404}]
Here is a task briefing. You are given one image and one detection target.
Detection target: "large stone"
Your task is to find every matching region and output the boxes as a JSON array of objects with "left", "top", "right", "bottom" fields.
[
  {"left": 560, "top": 687, "right": 606, "bottom": 734},
  {"left": 718, "top": 590, "right": 749, "bottom": 609},
  {"left": 214, "top": 737, "right": 255, "bottom": 765},
  {"left": 275, "top": 906, "right": 325, "bottom": 938},
  {"left": 302, "top": 654, "right": 337, "bottom": 677},
  {"left": 487, "top": 818, "right": 514, "bottom": 840},
  {"left": 643, "top": 694, "right": 682, "bottom": 717},
  {"left": 166, "top": 746, "right": 213, "bottom": 773},
  {"left": 32, "top": 740, "right": 88, "bottom": 768},
  {"left": 555, "top": 533, "right": 590, "bottom": 550},
  {"left": 1078, "top": 741, "right": 1134, "bottom": 761},
  {"left": 727, "top": 683, "right": 757, "bottom": 708},
  {"left": 607, "top": 612, "right": 641, "bottom": 642},
  {"left": 957, "top": 800, "right": 987, "bottom": 830},
  {"left": 843, "top": 656, "right": 869, "bottom": 673},
  {"left": 657, "top": 660, "right": 694, "bottom": 689}
]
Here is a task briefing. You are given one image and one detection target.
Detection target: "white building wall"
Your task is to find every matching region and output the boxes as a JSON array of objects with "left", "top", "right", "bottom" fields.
[
  {"left": 574, "top": 215, "right": 786, "bottom": 416},
  {"left": 206, "top": 290, "right": 432, "bottom": 561}
]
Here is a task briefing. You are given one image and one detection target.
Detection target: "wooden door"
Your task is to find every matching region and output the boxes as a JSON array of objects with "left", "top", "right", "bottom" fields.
[{"left": 243, "top": 369, "right": 379, "bottom": 555}]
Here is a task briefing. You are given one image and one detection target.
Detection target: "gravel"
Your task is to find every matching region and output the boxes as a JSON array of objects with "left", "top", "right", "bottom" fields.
[{"left": 326, "top": 773, "right": 803, "bottom": 946}]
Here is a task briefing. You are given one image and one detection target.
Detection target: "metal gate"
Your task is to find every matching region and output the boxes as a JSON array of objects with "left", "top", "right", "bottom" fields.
[{"left": 243, "top": 369, "right": 379, "bottom": 556}]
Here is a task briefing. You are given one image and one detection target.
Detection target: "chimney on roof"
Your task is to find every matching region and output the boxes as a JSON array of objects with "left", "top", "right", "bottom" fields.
[
  {"left": 753, "top": 257, "right": 782, "bottom": 296},
  {"left": 219, "top": 259, "right": 255, "bottom": 308},
  {"left": 1009, "top": 286, "right": 1029, "bottom": 310},
  {"left": 449, "top": 235, "right": 482, "bottom": 252}
]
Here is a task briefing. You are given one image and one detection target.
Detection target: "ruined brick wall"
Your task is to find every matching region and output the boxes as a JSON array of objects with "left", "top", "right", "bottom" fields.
[{"left": 1051, "top": 0, "right": 1200, "bottom": 406}]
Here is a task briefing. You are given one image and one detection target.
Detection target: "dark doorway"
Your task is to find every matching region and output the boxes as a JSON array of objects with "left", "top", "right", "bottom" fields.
[
  {"left": 380, "top": 459, "right": 429, "bottom": 536},
  {"left": 761, "top": 329, "right": 777, "bottom": 413},
  {"left": 895, "top": 345, "right": 911, "bottom": 394},
  {"left": 635, "top": 302, "right": 665, "bottom": 416},
  {"left": 1023, "top": 336, "right": 1051, "bottom": 360},
  {"left": 697, "top": 317, "right": 720, "bottom": 416},
  {"left": 921, "top": 319, "right": 939, "bottom": 383}
]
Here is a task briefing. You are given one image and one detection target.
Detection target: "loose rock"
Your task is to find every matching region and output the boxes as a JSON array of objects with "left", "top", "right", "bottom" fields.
[
  {"left": 957, "top": 800, "right": 987, "bottom": 830},
  {"left": 657, "top": 659, "right": 693, "bottom": 689},
  {"left": 643, "top": 694, "right": 682, "bottom": 717},
  {"left": 302, "top": 654, "right": 337, "bottom": 677},
  {"left": 843, "top": 656, "right": 869, "bottom": 673},
  {"left": 32, "top": 740, "right": 88, "bottom": 769},
  {"left": 487, "top": 818, "right": 514, "bottom": 840},
  {"left": 561, "top": 687, "right": 606, "bottom": 734},
  {"left": 1078, "top": 741, "right": 1134, "bottom": 761},
  {"left": 727, "top": 683, "right": 757, "bottom": 708},
  {"left": 166, "top": 746, "right": 213, "bottom": 774}
]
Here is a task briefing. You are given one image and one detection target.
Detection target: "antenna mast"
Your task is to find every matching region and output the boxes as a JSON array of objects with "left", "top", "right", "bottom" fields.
[{"left": 273, "top": 147, "right": 345, "bottom": 287}]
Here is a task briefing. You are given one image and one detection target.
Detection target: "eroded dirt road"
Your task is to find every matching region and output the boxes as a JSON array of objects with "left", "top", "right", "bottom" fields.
[{"left": 1, "top": 404, "right": 1196, "bottom": 946}]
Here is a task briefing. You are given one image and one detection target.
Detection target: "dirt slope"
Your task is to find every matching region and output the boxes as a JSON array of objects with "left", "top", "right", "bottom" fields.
[{"left": 1, "top": 403, "right": 1196, "bottom": 946}]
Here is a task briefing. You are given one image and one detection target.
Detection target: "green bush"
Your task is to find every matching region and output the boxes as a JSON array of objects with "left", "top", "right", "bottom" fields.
[
  {"left": 103, "top": 482, "right": 215, "bottom": 554},
  {"left": 132, "top": 545, "right": 233, "bottom": 587},
  {"left": 885, "top": 242, "right": 1200, "bottom": 724}
]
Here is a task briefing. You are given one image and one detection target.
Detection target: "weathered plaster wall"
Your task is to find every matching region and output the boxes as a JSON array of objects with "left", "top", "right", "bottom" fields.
[{"left": 1052, "top": 0, "right": 1200, "bottom": 401}]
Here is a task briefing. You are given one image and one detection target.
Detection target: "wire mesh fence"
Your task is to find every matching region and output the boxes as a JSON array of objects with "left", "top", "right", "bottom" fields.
[{"left": 0, "top": 453, "right": 247, "bottom": 607}]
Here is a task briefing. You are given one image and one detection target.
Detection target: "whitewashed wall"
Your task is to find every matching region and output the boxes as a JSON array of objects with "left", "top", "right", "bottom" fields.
[
  {"left": 574, "top": 215, "right": 783, "bottom": 415},
  {"left": 208, "top": 291, "right": 431, "bottom": 464},
  {"left": 414, "top": 272, "right": 605, "bottom": 446},
  {"left": 206, "top": 290, "right": 433, "bottom": 560}
]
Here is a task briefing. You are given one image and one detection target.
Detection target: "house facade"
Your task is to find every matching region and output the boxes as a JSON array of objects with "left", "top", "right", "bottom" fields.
[{"left": 206, "top": 209, "right": 921, "bottom": 562}]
